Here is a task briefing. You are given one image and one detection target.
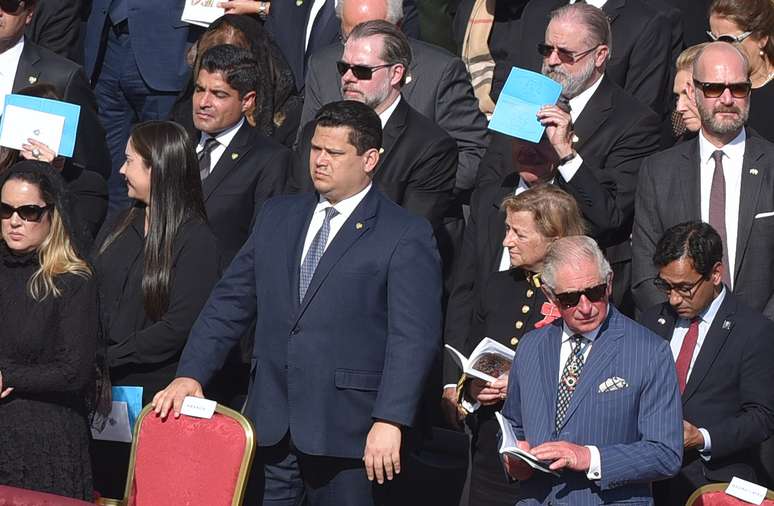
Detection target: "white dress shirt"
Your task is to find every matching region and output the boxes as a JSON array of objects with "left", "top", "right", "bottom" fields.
[
  {"left": 304, "top": 0, "right": 339, "bottom": 51},
  {"left": 556, "top": 73, "right": 605, "bottom": 183},
  {"left": 196, "top": 117, "right": 245, "bottom": 177},
  {"left": 670, "top": 287, "right": 727, "bottom": 458},
  {"left": 0, "top": 37, "right": 25, "bottom": 114},
  {"left": 378, "top": 95, "right": 401, "bottom": 128},
  {"left": 698, "top": 129, "right": 745, "bottom": 289},
  {"left": 300, "top": 183, "right": 372, "bottom": 264}
]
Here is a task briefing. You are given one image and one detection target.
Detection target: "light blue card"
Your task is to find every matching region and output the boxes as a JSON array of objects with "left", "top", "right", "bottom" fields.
[
  {"left": 488, "top": 67, "right": 563, "bottom": 143},
  {"left": 112, "top": 386, "right": 144, "bottom": 429},
  {"left": 0, "top": 94, "right": 80, "bottom": 157}
]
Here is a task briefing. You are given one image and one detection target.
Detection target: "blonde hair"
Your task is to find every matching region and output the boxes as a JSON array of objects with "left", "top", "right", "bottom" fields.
[
  {"left": 501, "top": 184, "right": 587, "bottom": 240},
  {"left": 29, "top": 206, "right": 92, "bottom": 300},
  {"left": 676, "top": 43, "right": 711, "bottom": 73}
]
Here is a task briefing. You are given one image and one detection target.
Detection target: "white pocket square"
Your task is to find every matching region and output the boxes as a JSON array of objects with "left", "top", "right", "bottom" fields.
[
  {"left": 754, "top": 211, "right": 774, "bottom": 219},
  {"left": 598, "top": 376, "right": 628, "bottom": 393}
]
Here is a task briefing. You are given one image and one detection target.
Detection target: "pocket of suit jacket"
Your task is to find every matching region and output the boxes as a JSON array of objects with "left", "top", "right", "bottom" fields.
[{"left": 334, "top": 369, "right": 382, "bottom": 391}]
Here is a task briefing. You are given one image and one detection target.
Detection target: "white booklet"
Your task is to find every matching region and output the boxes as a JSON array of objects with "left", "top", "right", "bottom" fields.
[
  {"left": 445, "top": 337, "right": 515, "bottom": 383},
  {"left": 495, "top": 411, "right": 560, "bottom": 477},
  {"left": 181, "top": 0, "right": 224, "bottom": 27},
  {"left": 0, "top": 104, "right": 65, "bottom": 154}
]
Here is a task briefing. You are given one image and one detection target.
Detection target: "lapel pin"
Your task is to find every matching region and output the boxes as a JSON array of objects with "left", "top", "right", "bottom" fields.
[
  {"left": 405, "top": 74, "right": 413, "bottom": 85},
  {"left": 657, "top": 317, "right": 666, "bottom": 325},
  {"left": 572, "top": 134, "right": 579, "bottom": 144},
  {"left": 355, "top": 222, "right": 363, "bottom": 230},
  {"left": 28, "top": 76, "right": 37, "bottom": 84},
  {"left": 750, "top": 168, "right": 759, "bottom": 176},
  {"left": 722, "top": 320, "right": 732, "bottom": 330},
  {"left": 296, "top": 0, "right": 303, "bottom": 5},
  {"left": 231, "top": 153, "right": 239, "bottom": 160},
  {"left": 379, "top": 147, "right": 385, "bottom": 154}
]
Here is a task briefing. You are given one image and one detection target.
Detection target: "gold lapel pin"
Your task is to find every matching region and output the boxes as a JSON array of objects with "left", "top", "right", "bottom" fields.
[
  {"left": 231, "top": 153, "right": 239, "bottom": 160},
  {"left": 355, "top": 222, "right": 363, "bottom": 230},
  {"left": 750, "top": 168, "right": 759, "bottom": 176},
  {"left": 296, "top": 0, "right": 303, "bottom": 5},
  {"left": 657, "top": 317, "right": 666, "bottom": 325},
  {"left": 379, "top": 147, "right": 385, "bottom": 154},
  {"left": 28, "top": 76, "right": 37, "bottom": 84}
]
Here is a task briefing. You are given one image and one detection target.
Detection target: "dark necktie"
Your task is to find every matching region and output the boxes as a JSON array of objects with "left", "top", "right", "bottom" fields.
[
  {"left": 108, "top": 0, "right": 128, "bottom": 25},
  {"left": 709, "top": 150, "right": 731, "bottom": 287},
  {"left": 198, "top": 137, "right": 220, "bottom": 181},
  {"left": 299, "top": 207, "right": 339, "bottom": 302},
  {"left": 674, "top": 318, "right": 700, "bottom": 393},
  {"left": 555, "top": 334, "right": 586, "bottom": 430}
]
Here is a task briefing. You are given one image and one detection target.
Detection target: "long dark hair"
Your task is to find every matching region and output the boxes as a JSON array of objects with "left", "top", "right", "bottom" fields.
[{"left": 98, "top": 121, "right": 207, "bottom": 320}]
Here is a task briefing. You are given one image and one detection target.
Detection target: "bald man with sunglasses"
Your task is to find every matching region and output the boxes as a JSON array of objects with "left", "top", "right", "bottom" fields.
[{"left": 632, "top": 42, "right": 774, "bottom": 321}]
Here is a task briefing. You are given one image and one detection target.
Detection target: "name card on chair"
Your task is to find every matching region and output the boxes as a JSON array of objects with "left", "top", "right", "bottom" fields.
[
  {"left": 181, "top": 396, "right": 216, "bottom": 419},
  {"left": 726, "top": 477, "right": 767, "bottom": 505}
]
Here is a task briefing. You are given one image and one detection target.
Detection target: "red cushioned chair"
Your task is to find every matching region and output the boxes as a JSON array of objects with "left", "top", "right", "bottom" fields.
[
  {"left": 0, "top": 485, "right": 94, "bottom": 505},
  {"left": 96, "top": 403, "right": 256, "bottom": 506},
  {"left": 686, "top": 483, "right": 774, "bottom": 506}
]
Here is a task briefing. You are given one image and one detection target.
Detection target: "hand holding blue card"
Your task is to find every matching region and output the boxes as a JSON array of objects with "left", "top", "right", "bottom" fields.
[
  {"left": 0, "top": 94, "right": 81, "bottom": 158},
  {"left": 489, "top": 67, "right": 563, "bottom": 143}
]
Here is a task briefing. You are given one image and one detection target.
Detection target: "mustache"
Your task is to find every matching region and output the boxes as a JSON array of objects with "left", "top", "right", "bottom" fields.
[{"left": 713, "top": 105, "right": 741, "bottom": 114}]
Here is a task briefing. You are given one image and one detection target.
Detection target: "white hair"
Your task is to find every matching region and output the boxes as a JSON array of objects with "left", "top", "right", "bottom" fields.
[{"left": 541, "top": 235, "right": 612, "bottom": 291}]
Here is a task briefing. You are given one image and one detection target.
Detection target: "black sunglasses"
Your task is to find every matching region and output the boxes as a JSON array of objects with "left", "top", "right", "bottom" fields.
[
  {"left": 693, "top": 79, "right": 752, "bottom": 99},
  {"left": 537, "top": 43, "right": 599, "bottom": 64},
  {"left": 336, "top": 61, "right": 394, "bottom": 80},
  {"left": 552, "top": 282, "right": 608, "bottom": 309},
  {"left": 0, "top": 0, "right": 24, "bottom": 12},
  {"left": 653, "top": 275, "right": 705, "bottom": 298},
  {"left": 0, "top": 203, "right": 50, "bottom": 222}
]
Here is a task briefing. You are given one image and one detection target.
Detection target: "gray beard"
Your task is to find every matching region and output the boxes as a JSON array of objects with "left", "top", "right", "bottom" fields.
[
  {"left": 541, "top": 59, "right": 597, "bottom": 99},
  {"left": 696, "top": 99, "right": 749, "bottom": 136}
]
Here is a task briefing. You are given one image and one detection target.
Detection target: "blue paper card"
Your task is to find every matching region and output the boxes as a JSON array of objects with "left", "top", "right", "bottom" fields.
[
  {"left": 488, "top": 67, "right": 563, "bottom": 143},
  {"left": 0, "top": 94, "right": 80, "bottom": 157},
  {"left": 112, "top": 386, "right": 144, "bottom": 429}
]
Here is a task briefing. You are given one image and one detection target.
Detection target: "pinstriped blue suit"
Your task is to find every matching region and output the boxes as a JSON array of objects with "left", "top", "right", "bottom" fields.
[{"left": 502, "top": 306, "right": 683, "bottom": 505}]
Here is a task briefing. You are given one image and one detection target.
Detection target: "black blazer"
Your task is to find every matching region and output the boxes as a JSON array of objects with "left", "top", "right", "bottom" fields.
[
  {"left": 640, "top": 293, "right": 774, "bottom": 496},
  {"left": 514, "top": 0, "right": 676, "bottom": 115},
  {"left": 201, "top": 123, "right": 295, "bottom": 267},
  {"left": 13, "top": 39, "right": 111, "bottom": 181},
  {"left": 25, "top": 0, "right": 83, "bottom": 63},
  {"left": 94, "top": 210, "right": 220, "bottom": 405},
  {"left": 293, "top": 98, "right": 458, "bottom": 232},
  {"left": 632, "top": 132, "right": 774, "bottom": 319}
]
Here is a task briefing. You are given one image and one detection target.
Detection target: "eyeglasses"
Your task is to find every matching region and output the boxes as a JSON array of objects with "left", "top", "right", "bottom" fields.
[
  {"left": 552, "top": 282, "right": 608, "bottom": 309},
  {"left": 336, "top": 61, "right": 394, "bottom": 80},
  {"left": 706, "top": 30, "right": 753, "bottom": 44},
  {"left": 693, "top": 79, "right": 752, "bottom": 98},
  {"left": 653, "top": 275, "right": 705, "bottom": 298},
  {"left": 0, "top": 0, "right": 24, "bottom": 12},
  {"left": 0, "top": 203, "right": 50, "bottom": 222},
  {"left": 537, "top": 43, "right": 600, "bottom": 64}
]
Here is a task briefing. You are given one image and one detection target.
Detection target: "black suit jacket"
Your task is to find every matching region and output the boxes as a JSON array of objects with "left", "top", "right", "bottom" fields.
[
  {"left": 13, "top": 39, "right": 110, "bottom": 180},
  {"left": 640, "top": 293, "right": 774, "bottom": 500},
  {"left": 515, "top": 0, "right": 676, "bottom": 115},
  {"left": 202, "top": 123, "right": 294, "bottom": 268},
  {"left": 632, "top": 132, "right": 774, "bottom": 319},
  {"left": 26, "top": 0, "right": 83, "bottom": 63},
  {"left": 299, "top": 38, "right": 487, "bottom": 192}
]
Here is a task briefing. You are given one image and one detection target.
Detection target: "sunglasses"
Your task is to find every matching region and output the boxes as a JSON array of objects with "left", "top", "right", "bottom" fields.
[
  {"left": 653, "top": 275, "right": 705, "bottom": 298},
  {"left": 537, "top": 43, "right": 599, "bottom": 64},
  {"left": 0, "top": 203, "right": 50, "bottom": 222},
  {"left": 706, "top": 30, "right": 752, "bottom": 44},
  {"left": 0, "top": 0, "right": 24, "bottom": 12},
  {"left": 552, "top": 282, "right": 608, "bottom": 309},
  {"left": 336, "top": 61, "right": 394, "bottom": 80},
  {"left": 693, "top": 79, "right": 752, "bottom": 98}
]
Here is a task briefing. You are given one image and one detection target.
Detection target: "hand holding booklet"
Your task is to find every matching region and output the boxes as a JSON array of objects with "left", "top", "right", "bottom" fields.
[
  {"left": 495, "top": 411, "right": 560, "bottom": 477},
  {"left": 445, "top": 337, "right": 515, "bottom": 383}
]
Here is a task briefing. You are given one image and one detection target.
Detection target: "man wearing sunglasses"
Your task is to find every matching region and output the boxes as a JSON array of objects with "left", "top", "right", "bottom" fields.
[
  {"left": 501, "top": 235, "right": 682, "bottom": 505},
  {"left": 640, "top": 222, "right": 774, "bottom": 504},
  {"left": 633, "top": 42, "right": 774, "bottom": 322}
]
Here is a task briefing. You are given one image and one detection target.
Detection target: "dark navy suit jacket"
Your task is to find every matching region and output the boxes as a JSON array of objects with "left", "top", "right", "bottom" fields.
[{"left": 176, "top": 187, "right": 443, "bottom": 458}]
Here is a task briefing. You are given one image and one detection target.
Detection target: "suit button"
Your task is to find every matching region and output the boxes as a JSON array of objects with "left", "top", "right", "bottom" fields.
[
  {"left": 515, "top": 321, "right": 524, "bottom": 330},
  {"left": 521, "top": 305, "right": 530, "bottom": 314},
  {"left": 510, "top": 337, "right": 519, "bottom": 346},
  {"left": 526, "top": 289, "right": 534, "bottom": 298}
]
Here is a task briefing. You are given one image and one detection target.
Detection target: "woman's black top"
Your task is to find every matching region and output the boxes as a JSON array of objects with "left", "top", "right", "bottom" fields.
[
  {"left": 0, "top": 243, "right": 98, "bottom": 500},
  {"left": 94, "top": 209, "right": 220, "bottom": 405},
  {"left": 749, "top": 81, "right": 774, "bottom": 143}
]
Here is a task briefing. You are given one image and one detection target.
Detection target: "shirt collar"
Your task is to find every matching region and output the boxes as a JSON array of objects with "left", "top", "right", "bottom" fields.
[
  {"left": 316, "top": 182, "right": 372, "bottom": 215},
  {"left": 200, "top": 117, "right": 245, "bottom": 148},
  {"left": 0, "top": 36, "right": 25, "bottom": 76},
  {"left": 698, "top": 128, "right": 746, "bottom": 165},
  {"left": 681, "top": 286, "right": 727, "bottom": 327},
  {"left": 568, "top": 73, "right": 604, "bottom": 123},
  {"left": 378, "top": 95, "right": 401, "bottom": 129},
  {"left": 562, "top": 320, "right": 603, "bottom": 343}
]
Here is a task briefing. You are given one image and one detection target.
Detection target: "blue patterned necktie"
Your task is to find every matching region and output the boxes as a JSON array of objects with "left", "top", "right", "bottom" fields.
[
  {"left": 555, "top": 334, "right": 586, "bottom": 430},
  {"left": 299, "top": 206, "right": 339, "bottom": 302}
]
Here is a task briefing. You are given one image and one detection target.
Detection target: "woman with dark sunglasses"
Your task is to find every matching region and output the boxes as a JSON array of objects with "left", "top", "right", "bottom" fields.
[
  {"left": 709, "top": 0, "right": 774, "bottom": 142},
  {"left": 0, "top": 160, "right": 105, "bottom": 500},
  {"left": 453, "top": 184, "right": 585, "bottom": 506}
]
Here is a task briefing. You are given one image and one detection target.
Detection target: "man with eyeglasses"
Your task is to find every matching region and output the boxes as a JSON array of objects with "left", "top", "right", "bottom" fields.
[
  {"left": 640, "top": 221, "right": 774, "bottom": 504},
  {"left": 500, "top": 234, "right": 682, "bottom": 505},
  {"left": 632, "top": 42, "right": 774, "bottom": 321}
]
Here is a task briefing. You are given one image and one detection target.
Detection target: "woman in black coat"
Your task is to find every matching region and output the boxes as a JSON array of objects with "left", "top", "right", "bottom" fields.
[{"left": 91, "top": 121, "right": 220, "bottom": 497}]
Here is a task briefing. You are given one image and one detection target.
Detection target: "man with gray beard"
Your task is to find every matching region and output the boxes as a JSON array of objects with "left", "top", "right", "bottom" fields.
[
  {"left": 475, "top": 3, "right": 660, "bottom": 315},
  {"left": 632, "top": 41, "right": 774, "bottom": 321}
]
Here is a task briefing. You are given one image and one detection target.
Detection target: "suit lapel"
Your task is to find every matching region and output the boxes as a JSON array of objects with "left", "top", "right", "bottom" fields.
[
  {"left": 13, "top": 43, "right": 41, "bottom": 91},
  {"left": 202, "top": 123, "right": 252, "bottom": 201},
  {"left": 652, "top": 305, "right": 677, "bottom": 341},
  {"left": 288, "top": 193, "right": 319, "bottom": 311},
  {"left": 401, "top": 41, "right": 420, "bottom": 103},
  {"left": 679, "top": 139, "right": 702, "bottom": 219},
  {"left": 377, "top": 97, "right": 408, "bottom": 171},
  {"left": 573, "top": 78, "right": 613, "bottom": 153},
  {"left": 537, "top": 321, "right": 563, "bottom": 426},
  {"left": 682, "top": 294, "right": 736, "bottom": 402},
  {"left": 734, "top": 135, "right": 766, "bottom": 280}
]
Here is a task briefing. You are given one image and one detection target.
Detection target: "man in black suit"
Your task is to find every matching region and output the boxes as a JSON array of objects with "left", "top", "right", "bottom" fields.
[
  {"left": 514, "top": 0, "right": 679, "bottom": 117},
  {"left": 632, "top": 42, "right": 774, "bottom": 320},
  {"left": 299, "top": 0, "right": 487, "bottom": 195},
  {"left": 25, "top": 0, "right": 82, "bottom": 62},
  {"left": 190, "top": 44, "right": 295, "bottom": 407},
  {"left": 640, "top": 221, "right": 774, "bottom": 503}
]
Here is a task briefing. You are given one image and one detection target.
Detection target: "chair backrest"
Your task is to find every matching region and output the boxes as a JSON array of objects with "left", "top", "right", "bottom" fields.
[
  {"left": 123, "top": 403, "right": 256, "bottom": 506},
  {"left": 686, "top": 483, "right": 774, "bottom": 506}
]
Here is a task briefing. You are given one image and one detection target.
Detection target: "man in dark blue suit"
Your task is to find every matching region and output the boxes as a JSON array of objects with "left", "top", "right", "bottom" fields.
[
  {"left": 84, "top": 0, "right": 199, "bottom": 211},
  {"left": 502, "top": 235, "right": 683, "bottom": 505},
  {"left": 154, "top": 100, "right": 442, "bottom": 506}
]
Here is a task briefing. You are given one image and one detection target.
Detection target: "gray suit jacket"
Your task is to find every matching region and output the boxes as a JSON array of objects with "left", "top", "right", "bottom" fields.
[
  {"left": 299, "top": 38, "right": 488, "bottom": 191},
  {"left": 632, "top": 131, "right": 774, "bottom": 319}
]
